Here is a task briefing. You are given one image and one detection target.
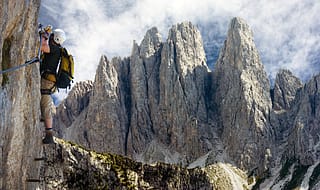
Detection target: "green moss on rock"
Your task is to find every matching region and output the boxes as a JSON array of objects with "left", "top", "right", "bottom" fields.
[{"left": 46, "top": 138, "right": 248, "bottom": 189}]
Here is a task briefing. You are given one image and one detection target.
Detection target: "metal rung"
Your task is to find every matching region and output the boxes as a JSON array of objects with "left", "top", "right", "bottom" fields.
[
  {"left": 26, "top": 179, "right": 41, "bottom": 182},
  {"left": 34, "top": 157, "right": 46, "bottom": 161}
]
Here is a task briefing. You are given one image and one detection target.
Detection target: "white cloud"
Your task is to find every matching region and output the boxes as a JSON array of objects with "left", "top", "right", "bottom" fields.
[
  {"left": 40, "top": 0, "right": 320, "bottom": 85},
  {"left": 238, "top": 0, "right": 320, "bottom": 81}
]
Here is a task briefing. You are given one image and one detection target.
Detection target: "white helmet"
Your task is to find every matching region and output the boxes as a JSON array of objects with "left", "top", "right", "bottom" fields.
[{"left": 53, "top": 29, "right": 66, "bottom": 45}]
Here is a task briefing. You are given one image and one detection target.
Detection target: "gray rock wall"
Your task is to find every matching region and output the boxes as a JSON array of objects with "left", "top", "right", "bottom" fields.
[
  {"left": 213, "top": 17, "right": 273, "bottom": 172},
  {"left": 0, "top": 0, "right": 42, "bottom": 189},
  {"left": 288, "top": 74, "right": 320, "bottom": 165},
  {"left": 273, "top": 69, "right": 303, "bottom": 110}
]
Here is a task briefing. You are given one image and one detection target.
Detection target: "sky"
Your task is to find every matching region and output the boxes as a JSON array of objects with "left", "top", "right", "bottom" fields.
[{"left": 39, "top": 0, "right": 320, "bottom": 101}]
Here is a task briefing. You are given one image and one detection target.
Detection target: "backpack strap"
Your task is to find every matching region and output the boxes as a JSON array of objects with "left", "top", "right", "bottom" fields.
[{"left": 56, "top": 47, "right": 64, "bottom": 76}]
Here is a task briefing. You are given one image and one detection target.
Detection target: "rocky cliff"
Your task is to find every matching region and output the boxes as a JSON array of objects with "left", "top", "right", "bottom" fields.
[
  {"left": 213, "top": 17, "right": 273, "bottom": 173},
  {"left": 288, "top": 74, "right": 320, "bottom": 165},
  {"left": 54, "top": 18, "right": 320, "bottom": 189},
  {"left": 0, "top": 0, "right": 42, "bottom": 189}
]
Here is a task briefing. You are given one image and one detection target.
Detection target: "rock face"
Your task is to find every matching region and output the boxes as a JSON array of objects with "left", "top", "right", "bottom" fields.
[
  {"left": 156, "top": 22, "right": 210, "bottom": 159},
  {"left": 0, "top": 0, "right": 42, "bottom": 189},
  {"left": 55, "top": 17, "right": 320, "bottom": 183},
  {"left": 270, "top": 69, "right": 303, "bottom": 142},
  {"left": 213, "top": 17, "right": 273, "bottom": 172},
  {"left": 272, "top": 69, "right": 303, "bottom": 110},
  {"left": 60, "top": 23, "right": 219, "bottom": 165},
  {"left": 288, "top": 74, "right": 320, "bottom": 165},
  {"left": 53, "top": 80, "right": 93, "bottom": 136}
]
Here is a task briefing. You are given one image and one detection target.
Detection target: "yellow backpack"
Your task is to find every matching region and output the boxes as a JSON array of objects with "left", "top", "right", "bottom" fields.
[{"left": 56, "top": 47, "right": 74, "bottom": 89}]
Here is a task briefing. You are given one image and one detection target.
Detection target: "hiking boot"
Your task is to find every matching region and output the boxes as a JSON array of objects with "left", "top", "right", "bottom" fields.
[{"left": 42, "top": 134, "right": 55, "bottom": 144}]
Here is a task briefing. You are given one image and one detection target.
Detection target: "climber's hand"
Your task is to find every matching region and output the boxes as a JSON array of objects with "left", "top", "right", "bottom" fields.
[
  {"left": 44, "top": 25, "right": 52, "bottom": 34},
  {"left": 41, "top": 32, "right": 49, "bottom": 40}
]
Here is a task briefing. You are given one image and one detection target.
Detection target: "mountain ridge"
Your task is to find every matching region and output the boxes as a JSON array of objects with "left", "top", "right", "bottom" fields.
[
  {"left": 53, "top": 17, "right": 320, "bottom": 189},
  {"left": 0, "top": 1, "right": 319, "bottom": 189}
]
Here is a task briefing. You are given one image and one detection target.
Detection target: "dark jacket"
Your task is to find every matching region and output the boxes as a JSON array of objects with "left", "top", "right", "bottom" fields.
[{"left": 40, "top": 35, "right": 61, "bottom": 75}]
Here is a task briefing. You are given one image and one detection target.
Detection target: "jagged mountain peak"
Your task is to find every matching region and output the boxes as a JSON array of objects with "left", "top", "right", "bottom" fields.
[
  {"left": 60, "top": 18, "right": 278, "bottom": 174},
  {"left": 95, "top": 55, "right": 110, "bottom": 83},
  {"left": 273, "top": 69, "right": 303, "bottom": 110},
  {"left": 213, "top": 17, "right": 272, "bottom": 173},
  {"left": 168, "top": 21, "right": 203, "bottom": 41},
  {"left": 166, "top": 21, "right": 207, "bottom": 74},
  {"left": 215, "top": 17, "right": 264, "bottom": 71},
  {"left": 229, "top": 17, "right": 253, "bottom": 36},
  {"left": 286, "top": 73, "right": 320, "bottom": 165},
  {"left": 139, "top": 27, "right": 162, "bottom": 58}
]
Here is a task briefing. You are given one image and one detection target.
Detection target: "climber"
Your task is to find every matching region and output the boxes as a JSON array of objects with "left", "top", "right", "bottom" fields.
[{"left": 40, "top": 26, "right": 66, "bottom": 144}]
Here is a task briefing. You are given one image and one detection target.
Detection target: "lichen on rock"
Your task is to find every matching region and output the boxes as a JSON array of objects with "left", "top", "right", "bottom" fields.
[{"left": 39, "top": 138, "right": 249, "bottom": 189}]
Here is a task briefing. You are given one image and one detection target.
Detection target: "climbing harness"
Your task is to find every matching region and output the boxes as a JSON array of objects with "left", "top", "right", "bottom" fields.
[{"left": 0, "top": 24, "right": 44, "bottom": 75}]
